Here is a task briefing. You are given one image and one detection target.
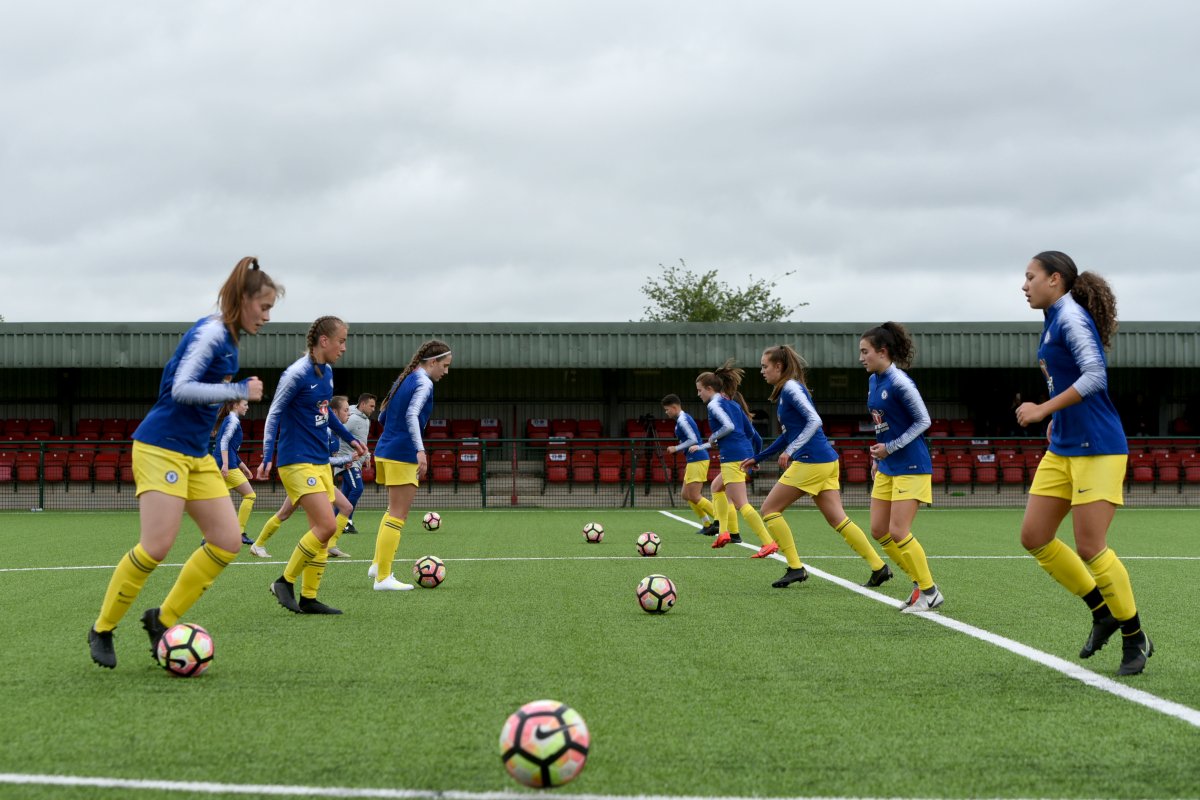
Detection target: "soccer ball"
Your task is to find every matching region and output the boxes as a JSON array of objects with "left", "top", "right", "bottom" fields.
[
  {"left": 499, "top": 699, "right": 590, "bottom": 788},
  {"left": 582, "top": 522, "right": 603, "bottom": 543},
  {"left": 412, "top": 555, "right": 446, "bottom": 588},
  {"left": 636, "top": 531, "right": 660, "bottom": 556},
  {"left": 155, "top": 623, "right": 214, "bottom": 677},
  {"left": 637, "top": 574, "right": 677, "bottom": 614},
  {"left": 422, "top": 511, "right": 441, "bottom": 531}
]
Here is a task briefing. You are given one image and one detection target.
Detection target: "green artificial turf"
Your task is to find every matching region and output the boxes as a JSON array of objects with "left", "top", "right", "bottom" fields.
[{"left": 0, "top": 507, "right": 1197, "bottom": 799}]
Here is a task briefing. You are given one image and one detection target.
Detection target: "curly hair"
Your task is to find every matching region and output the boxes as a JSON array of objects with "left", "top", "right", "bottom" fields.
[{"left": 1032, "top": 251, "right": 1118, "bottom": 347}]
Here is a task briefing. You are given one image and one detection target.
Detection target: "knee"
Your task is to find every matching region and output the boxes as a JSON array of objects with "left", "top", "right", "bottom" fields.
[{"left": 245, "top": 492, "right": 256, "bottom": 501}]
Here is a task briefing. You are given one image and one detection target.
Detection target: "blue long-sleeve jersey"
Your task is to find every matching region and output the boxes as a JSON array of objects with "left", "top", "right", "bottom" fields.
[
  {"left": 213, "top": 413, "right": 244, "bottom": 470},
  {"left": 673, "top": 411, "right": 710, "bottom": 464},
  {"left": 374, "top": 368, "right": 435, "bottom": 463},
  {"left": 1040, "top": 294, "right": 1127, "bottom": 456},
  {"left": 261, "top": 354, "right": 356, "bottom": 468},
  {"left": 133, "top": 315, "right": 251, "bottom": 457},
  {"left": 700, "top": 395, "right": 759, "bottom": 462},
  {"left": 753, "top": 380, "right": 838, "bottom": 465},
  {"left": 868, "top": 364, "right": 932, "bottom": 476}
]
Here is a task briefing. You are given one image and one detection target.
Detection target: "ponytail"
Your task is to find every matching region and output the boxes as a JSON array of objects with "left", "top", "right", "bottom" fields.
[
  {"left": 763, "top": 345, "right": 809, "bottom": 402},
  {"left": 380, "top": 339, "right": 451, "bottom": 414},
  {"left": 861, "top": 322, "right": 915, "bottom": 369},
  {"left": 1033, "top": 251, "right": 1118, "bottom": 348},
  {"left": 218, "top": 256, "right": 283, "bottom": 344}
]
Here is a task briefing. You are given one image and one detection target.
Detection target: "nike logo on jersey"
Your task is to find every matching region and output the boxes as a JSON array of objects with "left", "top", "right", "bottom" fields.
[
  {"left": 897, "top": 488, "right": 907, "bottom": 494},
  {"left": 309, "top": 384, "right": 319, "bottom": 389},
  {"left": 1077, "top": 488, "right": 1092, "bottom": 494}
]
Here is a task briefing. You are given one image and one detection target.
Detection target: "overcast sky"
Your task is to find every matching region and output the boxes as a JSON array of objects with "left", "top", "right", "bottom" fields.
[{"left": 2, "top": 1, "right": 1197, "bottom": 324}]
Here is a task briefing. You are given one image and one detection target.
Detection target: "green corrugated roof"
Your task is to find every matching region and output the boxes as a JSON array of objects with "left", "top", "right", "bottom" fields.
[{"left": 2, "top": 322, "right": 1198, "bottom": 369}]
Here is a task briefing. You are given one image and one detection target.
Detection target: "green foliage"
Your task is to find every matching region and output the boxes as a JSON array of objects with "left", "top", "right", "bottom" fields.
[
  {"left": 640, "top": 259, "right": 807, "bottom": 322},
  {"left": 1, "top": 508, "right": 1198, "bottom": 798}
]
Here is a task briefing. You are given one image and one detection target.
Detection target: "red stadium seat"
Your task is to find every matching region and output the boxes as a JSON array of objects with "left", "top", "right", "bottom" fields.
[
  {"left": 947, "top": 453, "right": 972, "bottom": 485},
  {"left": 0, "top": 452, "right": 15, "bottom": 482},
  {"left": 527, "top": 418, "right": 551, "bottom": 447},
  {"left": 576, "top": 419, "right": 603, "bottom": 439},
  {"left": 1182, "top": 452, "right": 1200, "bottom": 484},
  {"left": 550, "top": 419, "right": 577, "bottom": 439},
  {"left": 76, "top": 418, "right": 102, "bottom": 437},
  {"left": 426, "top": 419, "right": 450, "bottom": 440},
  {"left": 1129, "top": 454, "right": 1154, "bottom": 484},
  {"left": 1155, "top": 453, "right": 1181, "bottom": 486},
  {"left": 3, "top": 419, "right": 29, "bottom": 437},
  {"left": 478, "top": 418, "right": 502, "bottom": 443},
  {"left": 93, "top": 452, "right": 119, "bottom": 483},
  {"left": 974, "top": 453, "right": 998, "bottom": 487},
  {"left": 68, "top": 452, "right": 94, "bottom": 483},
  {"left": 571, "top": 448, "right": 596, "bottom": 484},
  {"left": 928, "top": 419, "right": 951, "bottom": 438},
  {"left": 449, "top": 419, "right": 478, "bottom": 439},
  {"left": 456, "top": 449, "right": 481, "bottom": 484},
  {"left": 42, "top": 451, "right": 66, "bottom": 483},
  {"left": 999, "top": 452, "right": 1024, "bottom": 486},
  {"left": 15, "top": 452, "right": 40, "bottom": 482},
  {"left": 544, "top": 449, "right": 569, "bottom": 484},
  {"left": 429, "top": 450, "right": 456, "bottom": 483},
  {"left": 118, "top": 453, "right": 134, "bottom": 484},
  {"left": 597, "top": 451, "right": 623, "bottom": 483}
]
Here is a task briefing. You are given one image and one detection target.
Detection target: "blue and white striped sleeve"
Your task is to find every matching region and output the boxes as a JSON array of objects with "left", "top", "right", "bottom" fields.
[
  {"left": 782, "top": 383, "right": 822, "bottom": 458},
  {"left": 171, "top": 319, "right": 248, "bottom": 405},
  {"left": 886, "top": 373, "right": 931, "bottom": 455},
  {"left": 706, "top": 399, "right": 735, "bottom": 446},
  {"left": 1061, "top": 306, "right": 1108, "bottom": 398},
  {"left": 676, "top": 415, "right": 701, "bottom": 450},
  {"left": 261, "top": 361, "right": 304, "bottom": 463},
  {"left": 218, "top": 416, "right": 237, "bottom": 463},
  {"left": 407, "top": 377, "right": 433, "bottom": 453}
]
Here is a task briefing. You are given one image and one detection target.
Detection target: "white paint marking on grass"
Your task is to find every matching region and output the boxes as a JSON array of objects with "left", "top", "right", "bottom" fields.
[
  {"left": 0, "top": 773, "right": 1085, "bottom": 800},
  {"left": 658, "top": 511, "right": 1200, "bottom": 730}
]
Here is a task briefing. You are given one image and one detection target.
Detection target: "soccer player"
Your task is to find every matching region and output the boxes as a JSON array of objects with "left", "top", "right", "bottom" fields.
[
  {"left": 259, "top": 317, "right": 367, "bottom": 615},
  {"left": 860, "top": 322, "right": 945, "bottom": 613},
  {"left": 214, "top": 398, "right": 257, "bottom": 546},
  {"left": 337, "top": 393, "right": 375, "bottom": 535},
  {"left": 742, "top": 345, "right": 891, "bottom": 588},
  {"left": 689, "top": 362, "right": 776, "bottom": 560},
  {"left": 661, "top": 393, "right": 718, "bottom": 536},
  {"left": 369, "top": 340, "right": 453, "bottom": 591},
  {"left": 88, "top": 256, "right": 279, "bottom": 669},
  {"left": 1016, "top": 251, "right": 1150, "bottom": 675}
]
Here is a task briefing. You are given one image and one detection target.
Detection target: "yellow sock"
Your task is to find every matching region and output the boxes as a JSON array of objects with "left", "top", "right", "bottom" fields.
[
  {"left": 739, "top": 504, "right": 773, "bottom": 546},
  {"left": 763, "top": 512, "right": 802, "bottom": 568},
  {"left": 1086, "top": 547, "right": 1137, "bottom": 621},
  {"left": 1027, "top": 538, "right": 1097, "bottom": 597},
  {"left": 255, "top": 514, "right": 283, "bottom": 547},
  {"left": 160, "top": 542, "right": 238, "bottom": 627},
  {"left": 94, "top": 543, "right": 161, "bottom": 632},
  {"left": 284, "top": 531, "right": 323, "bottom": 584},
  {"left": 326, "top": 513, "right": 350, "bottom": 551},
  {"left": 713, "top": 492, "right": 729, "bottom": 532},
  {"left": 895, "top": 533, "right": 934, "bottom": 591},
  {"left": 726, "top": 499, "right": 740, "bottom": 534},
  {"left": 880, "top": 534, "right": 917, "bottom": 582},
  {"left": 237, "top": 493, "right": 256, "bottom": 532},
  {"left": 835, "top": 518, "right": 885, "bottom": 571},
  {"left": 693, "top": 496, "right": 715, "bottom": 522},
  {"left": 372, "top": 515, "right": 405, "bottom": 582},
  {"left": 301, "top": 543, "right": 330, "bottom": 599}
]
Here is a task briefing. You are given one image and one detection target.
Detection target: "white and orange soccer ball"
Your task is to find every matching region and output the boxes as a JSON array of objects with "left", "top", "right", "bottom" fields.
[
  {"left": 637, "top": 574, "right": 677, "bottom": 614},
  {"left": 422, "top": 511, "right": 442, "bottom": 531},
  {"left": 155, "top": 623, "right": 214, "bottom": 677},
  {"left": 412, "top": 555, "right": 446, "bottom": 588},
  {"left": 636, "top": 531, "right": 660, "bottom": 556},
  {"left": 582, "top": 522, "right": 604, "bottom": 543},
  {"left": 499, "top": 699, "right": 590, "bottom": 788}
]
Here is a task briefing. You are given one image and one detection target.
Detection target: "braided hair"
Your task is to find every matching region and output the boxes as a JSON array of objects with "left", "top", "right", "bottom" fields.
[{"left": 380, "top": 339, "right": 452, "bottom": 414}]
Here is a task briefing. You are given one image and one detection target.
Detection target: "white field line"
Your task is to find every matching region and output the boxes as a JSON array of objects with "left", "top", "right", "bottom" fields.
[
  {"left": 658, "top": 510, "right": 1200, "bottom": 730},
  {"left": 0, "top": 773, "right": 1128, "bottom": 800}
]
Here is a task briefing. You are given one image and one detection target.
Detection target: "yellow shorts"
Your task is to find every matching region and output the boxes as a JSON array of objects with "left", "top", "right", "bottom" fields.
[
  {"left": 720, "top": 461, "right": 747, "bottom": 485},
  {"left": 278, "top": 463, "right": 336, "bottom": 504},
  {"left": 222, "top": 467, "right": 250, "bottom": 491},
  {"left": 683, "top": 460, "right": 710, "bottom": 484},
  {"left": 779, "top": 460, "right": 840, "bottom": 495},
  {"left": 1030, "top": 451, "right": 1126, "bottom": 506},
  {"left": 375, "top": 457, "right": 420, "bottom": 487},
  {"left": 132, "top": 441, "right": 228, "bottom": 501},
  {"left": 871, "top": 472, "right": 933, "bottom": 504}
]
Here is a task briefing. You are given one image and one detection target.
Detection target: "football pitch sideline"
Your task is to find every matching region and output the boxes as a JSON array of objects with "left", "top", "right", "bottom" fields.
[{"left": 1, "top": 508, "right": 1198, "bottom": 799}]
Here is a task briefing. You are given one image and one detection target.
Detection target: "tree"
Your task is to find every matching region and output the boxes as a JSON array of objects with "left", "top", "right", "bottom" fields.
[{"left": 639, "top": 259, "right": 807, "bottom": 322}]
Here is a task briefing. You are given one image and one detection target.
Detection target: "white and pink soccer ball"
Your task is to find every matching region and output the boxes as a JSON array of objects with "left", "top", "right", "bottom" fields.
[
  {"left": 155, "top": 623, "right": 214, "bottom": 677},
  {"left": 499, "top": 699, "right": 590, "bottom": 788},
  {"left": 636, "top": 531, "right": 660, "bottom": 556},
  {"left": 581, "top": 522, "right": 603, "bottom": 543},
  {"left": 422, "top": 511, "right": 442, "bottom": 531},
  {"left": 412, "top": 555, "right": 446, "bottom": 588}
]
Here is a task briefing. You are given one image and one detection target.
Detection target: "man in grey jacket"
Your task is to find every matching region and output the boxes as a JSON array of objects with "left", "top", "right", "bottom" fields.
[{"left": 335, "top": 392, "right": 376, "bottom": 539}]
